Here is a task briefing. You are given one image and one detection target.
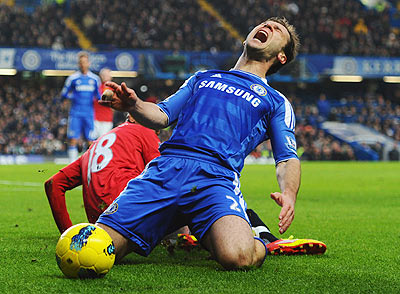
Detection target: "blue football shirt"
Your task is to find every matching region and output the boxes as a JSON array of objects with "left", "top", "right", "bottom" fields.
[
  {"left": 157, "top": 69, "right": 298, "bottom": 174},
  {"left": 61, "top": 71, "right": 101, "bottom": 117}
]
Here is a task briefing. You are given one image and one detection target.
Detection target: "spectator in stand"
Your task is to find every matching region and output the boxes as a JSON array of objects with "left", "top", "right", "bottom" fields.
[
  {"left": 0, "top": 74, "right": 397, "bottom": 163},
  {"left": 372, "top": 142, "right": 384, "bottom": 160},
  {"left": 342, "top": 145, "right": 355, "bottom": 161},
  {"left": 0, "top": 3, "right": 78, "bottom": 48},
  {"left": 68, "top": 0, "right": 241, "bottom": 52},
  {"left": 388, "top": 142, "right": 400, "bottom": 161},
  {"left": 317, "top": 93, "right": 331, "bottom": 120},
  {"left": 295, "top": 123, "right": 355, "bottom": 161},
  {"left": 0, "top": 77, "right": 69, "bottom": 156},
  {"left": 1, "top": 0, "right": 399, "bottom": 57},
  {"left": 331, "top": 141, "right": 344, "bottom": 161},
  {"left": 207, "top": 0, "right": 399, "bottom": 57},
  {"left": 93, "top": 68, "right": 114, "bottom": 139},
  {"left": 321, "top": 145, "right": 332, "bottom": 160},
  {"left": 327, "top": 93, "right": 399, "bottom": 143}
]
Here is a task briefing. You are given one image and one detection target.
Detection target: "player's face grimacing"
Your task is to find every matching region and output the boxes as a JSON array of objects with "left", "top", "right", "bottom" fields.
[{"left": 244, "top": 20, "right": 290, "bottom": 63}]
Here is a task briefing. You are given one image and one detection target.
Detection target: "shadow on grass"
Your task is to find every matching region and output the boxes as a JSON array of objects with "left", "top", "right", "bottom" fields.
[
  {"left": 268, "top": 254, "right": 330, "bottom": 259},
  {"left": 45, "top": 273, "right": 114, "bottom": 281},
  {"left": 117, "top": 250, "right": 331, "bottom": 270},
  {"left": 116, "top": 248, "right": 218, "bottom": 269},
  {"left": 45, "top": 274, "right": 70, "bottom": 280},
  {"left": 19, "top": 232, "right": 58, "bottom": 243}
]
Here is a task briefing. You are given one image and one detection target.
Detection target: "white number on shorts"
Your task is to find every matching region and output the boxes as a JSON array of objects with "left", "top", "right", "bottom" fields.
[
  {"left": 226, "top": 195, "right": 241, "bottom": 212},
  {"left": 87, "top": 133, "right": 117, "bottom": 184},
  {"left": 232, "top": 172, "right": 241, "bottom": 195}
]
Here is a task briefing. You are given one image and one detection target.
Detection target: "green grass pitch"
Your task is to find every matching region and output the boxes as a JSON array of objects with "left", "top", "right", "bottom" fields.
[{"left": 0, "top": 162, "right": 399, "bottom": 293}]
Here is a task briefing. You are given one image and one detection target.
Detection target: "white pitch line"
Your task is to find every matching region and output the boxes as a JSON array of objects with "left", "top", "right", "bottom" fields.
[
  {"left": 0, "top": 180, "right": 82, "bottom": 190},
  {"left": 0, "top": 180, "right": 43, "bottom": 187},
  {"left": 0, "top": 187, "right": 42, "bottom": 192}
]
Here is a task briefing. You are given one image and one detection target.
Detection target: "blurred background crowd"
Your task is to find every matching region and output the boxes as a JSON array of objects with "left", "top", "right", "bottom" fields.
[
  {"left": 0, "top": 0, "right": 399, "bottom": 161},
  {"left": 1, "top": 0, "right": 399, "bottom": 55}
]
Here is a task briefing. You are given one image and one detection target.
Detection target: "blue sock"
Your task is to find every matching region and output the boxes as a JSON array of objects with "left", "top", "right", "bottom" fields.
[{"left": 254, "top": 236, "right": 268, "bottom": 264}]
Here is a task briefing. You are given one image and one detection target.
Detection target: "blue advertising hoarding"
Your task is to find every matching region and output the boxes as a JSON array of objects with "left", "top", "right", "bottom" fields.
[
  {"left": 299, "top": 55, "right": 400, "bottom": 78},
  {"left": 0, "top": 48, "right": 139, "bottom": 72},
  {"left": 0, "top": 48, "right": 399, "bottom": 80}
]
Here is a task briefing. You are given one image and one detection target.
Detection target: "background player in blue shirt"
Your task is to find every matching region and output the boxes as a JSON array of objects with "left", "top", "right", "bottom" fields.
[
  {"left": 97, "top": 17, "right": 302, "bottom": 270},
  {"left": 61, "top": 51, "right": 101, "bottom": 162}
]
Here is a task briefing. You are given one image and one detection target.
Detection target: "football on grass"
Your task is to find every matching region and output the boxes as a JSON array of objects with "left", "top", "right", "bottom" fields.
[{"left": 55, "top": 223, "right": 115, "bottom": 278}]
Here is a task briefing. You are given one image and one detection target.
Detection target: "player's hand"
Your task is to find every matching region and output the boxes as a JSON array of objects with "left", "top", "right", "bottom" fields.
[
  {"left": 270, "top": 192, "right": 295, "bottom": 234},
  {"left": 99, "top": 82, "right": 140, "bottom": 112}
]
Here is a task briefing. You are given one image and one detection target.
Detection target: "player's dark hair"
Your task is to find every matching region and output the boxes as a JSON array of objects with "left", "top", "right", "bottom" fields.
[{"left": 266, "top": 17, "right": 300, "bottom": 76}]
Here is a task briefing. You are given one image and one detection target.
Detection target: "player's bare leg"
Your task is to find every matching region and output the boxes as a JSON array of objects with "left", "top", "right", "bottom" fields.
[
  {"left": 202, "top": 215, "right": 266, "bottom": 270},
  {"left": 95, "top": 223, "right": 132, "bottom": 262}
]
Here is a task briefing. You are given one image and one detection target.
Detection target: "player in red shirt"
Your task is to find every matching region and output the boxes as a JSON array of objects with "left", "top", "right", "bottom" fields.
[
  {"left": 93, "top": 68, "right": 114, "bottom": 139},
  {"left": 44, "top": 115, "right": 160, "bottom": 233}
]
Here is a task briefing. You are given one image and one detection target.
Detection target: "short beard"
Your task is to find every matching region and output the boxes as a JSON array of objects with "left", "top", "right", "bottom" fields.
[{"left": 244, "top": 42, "right": 277, "bottom": 62}]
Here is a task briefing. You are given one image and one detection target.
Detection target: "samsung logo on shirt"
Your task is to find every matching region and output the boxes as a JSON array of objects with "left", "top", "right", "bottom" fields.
[
  {"left": 198, "top": 80, "right": 261, "bottom": 107},
  {"left": 76, "top": 84, "right": 95, "bottom": 92}
]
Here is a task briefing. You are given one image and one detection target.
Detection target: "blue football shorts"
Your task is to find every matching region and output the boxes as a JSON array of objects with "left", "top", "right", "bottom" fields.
[
  {"left": 67, "top": 115, "right": 95, "bottom": 141},
  {"left": 97, "top": 155, "right": 250, "bottom": 256}
]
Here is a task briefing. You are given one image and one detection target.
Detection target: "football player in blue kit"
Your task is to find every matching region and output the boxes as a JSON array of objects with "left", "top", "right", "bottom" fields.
[
  {"left": 61, "top": 51, "right": 101, "bottom": 162},
  {"left": 96, "top": 17, "right": 307, "bottom": 270}
]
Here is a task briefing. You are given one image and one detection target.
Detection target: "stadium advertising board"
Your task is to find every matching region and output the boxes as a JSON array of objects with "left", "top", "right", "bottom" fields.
[
  {"left": 331, "top": 56, "right": 400, "bottom": 77},
  {"left": 303, "top": 55, "right": 400, "bottom": 78},
  {"left": 0, "top": 48, "right": 139, "bottom": 72},
  {"left": 0, "top": 155, "right": 45, "bottom": 165},
  {"left": 1, "top": 48, "right": 400, "bottom": 79}
]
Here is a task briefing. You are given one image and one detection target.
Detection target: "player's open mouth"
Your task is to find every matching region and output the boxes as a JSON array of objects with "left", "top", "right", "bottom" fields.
[{"left": 254, "top": 30, "right": 268, "bottom": 43}]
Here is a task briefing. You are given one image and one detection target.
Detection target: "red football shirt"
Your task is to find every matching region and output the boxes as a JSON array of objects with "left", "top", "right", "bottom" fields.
[
  {"left": 94, "top": 83, "right": 114, "bottom": 122},
  {"left": 46, "top": 122, "right": 160, "bottom": 231}
]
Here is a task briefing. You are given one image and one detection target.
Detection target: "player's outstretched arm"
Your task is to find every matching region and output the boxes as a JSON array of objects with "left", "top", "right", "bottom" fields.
[
  {"left": 271, "top": 158, "right": 301, "bottom": 234},
  {"left": 44, "top": 159, "right": 83, "bottom": 234},
  {"left": 44, "top": 172, "right": 74, "bottom": 234},
  {"left": 100, "top": 82, "right": 168, "bottom": 130}
]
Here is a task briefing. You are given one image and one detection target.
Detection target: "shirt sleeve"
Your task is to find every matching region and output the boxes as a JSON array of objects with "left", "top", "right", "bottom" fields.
[
  {"left": 95, "top": 76, "right": 101, "bottom": 100},
  {"left": 268, "top": 97, "right": 299, "bottom": 164},
  {"left": 44, "top": 158, "right": 83, "bottom": 233},
  {"left": 157, "top": 74, "right": 197, "bottom": 125},
  {"left": 61, "top": 75, "right": 74, "bottom": 100}
]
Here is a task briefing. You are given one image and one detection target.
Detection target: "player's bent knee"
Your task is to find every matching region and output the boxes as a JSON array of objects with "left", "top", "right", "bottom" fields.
[
  {"left": 213, "top": 239, "right": 266, "bottom": 270},
  {"left": 95, "top": 222, "right": 129, "bottom": 262},
  {"left": 218, "top": 248, "right": 257, "bottom": 270},
  {"left": 203, "top": 215, "right": 264, "bottom": 270},
  {"left": 214, "top": 243, "right": 257, "bottom": 270}
]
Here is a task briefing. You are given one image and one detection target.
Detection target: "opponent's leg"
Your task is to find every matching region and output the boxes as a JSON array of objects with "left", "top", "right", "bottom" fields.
[{"left": 202, "top": 215, "right": 266, "bottom": 270}]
